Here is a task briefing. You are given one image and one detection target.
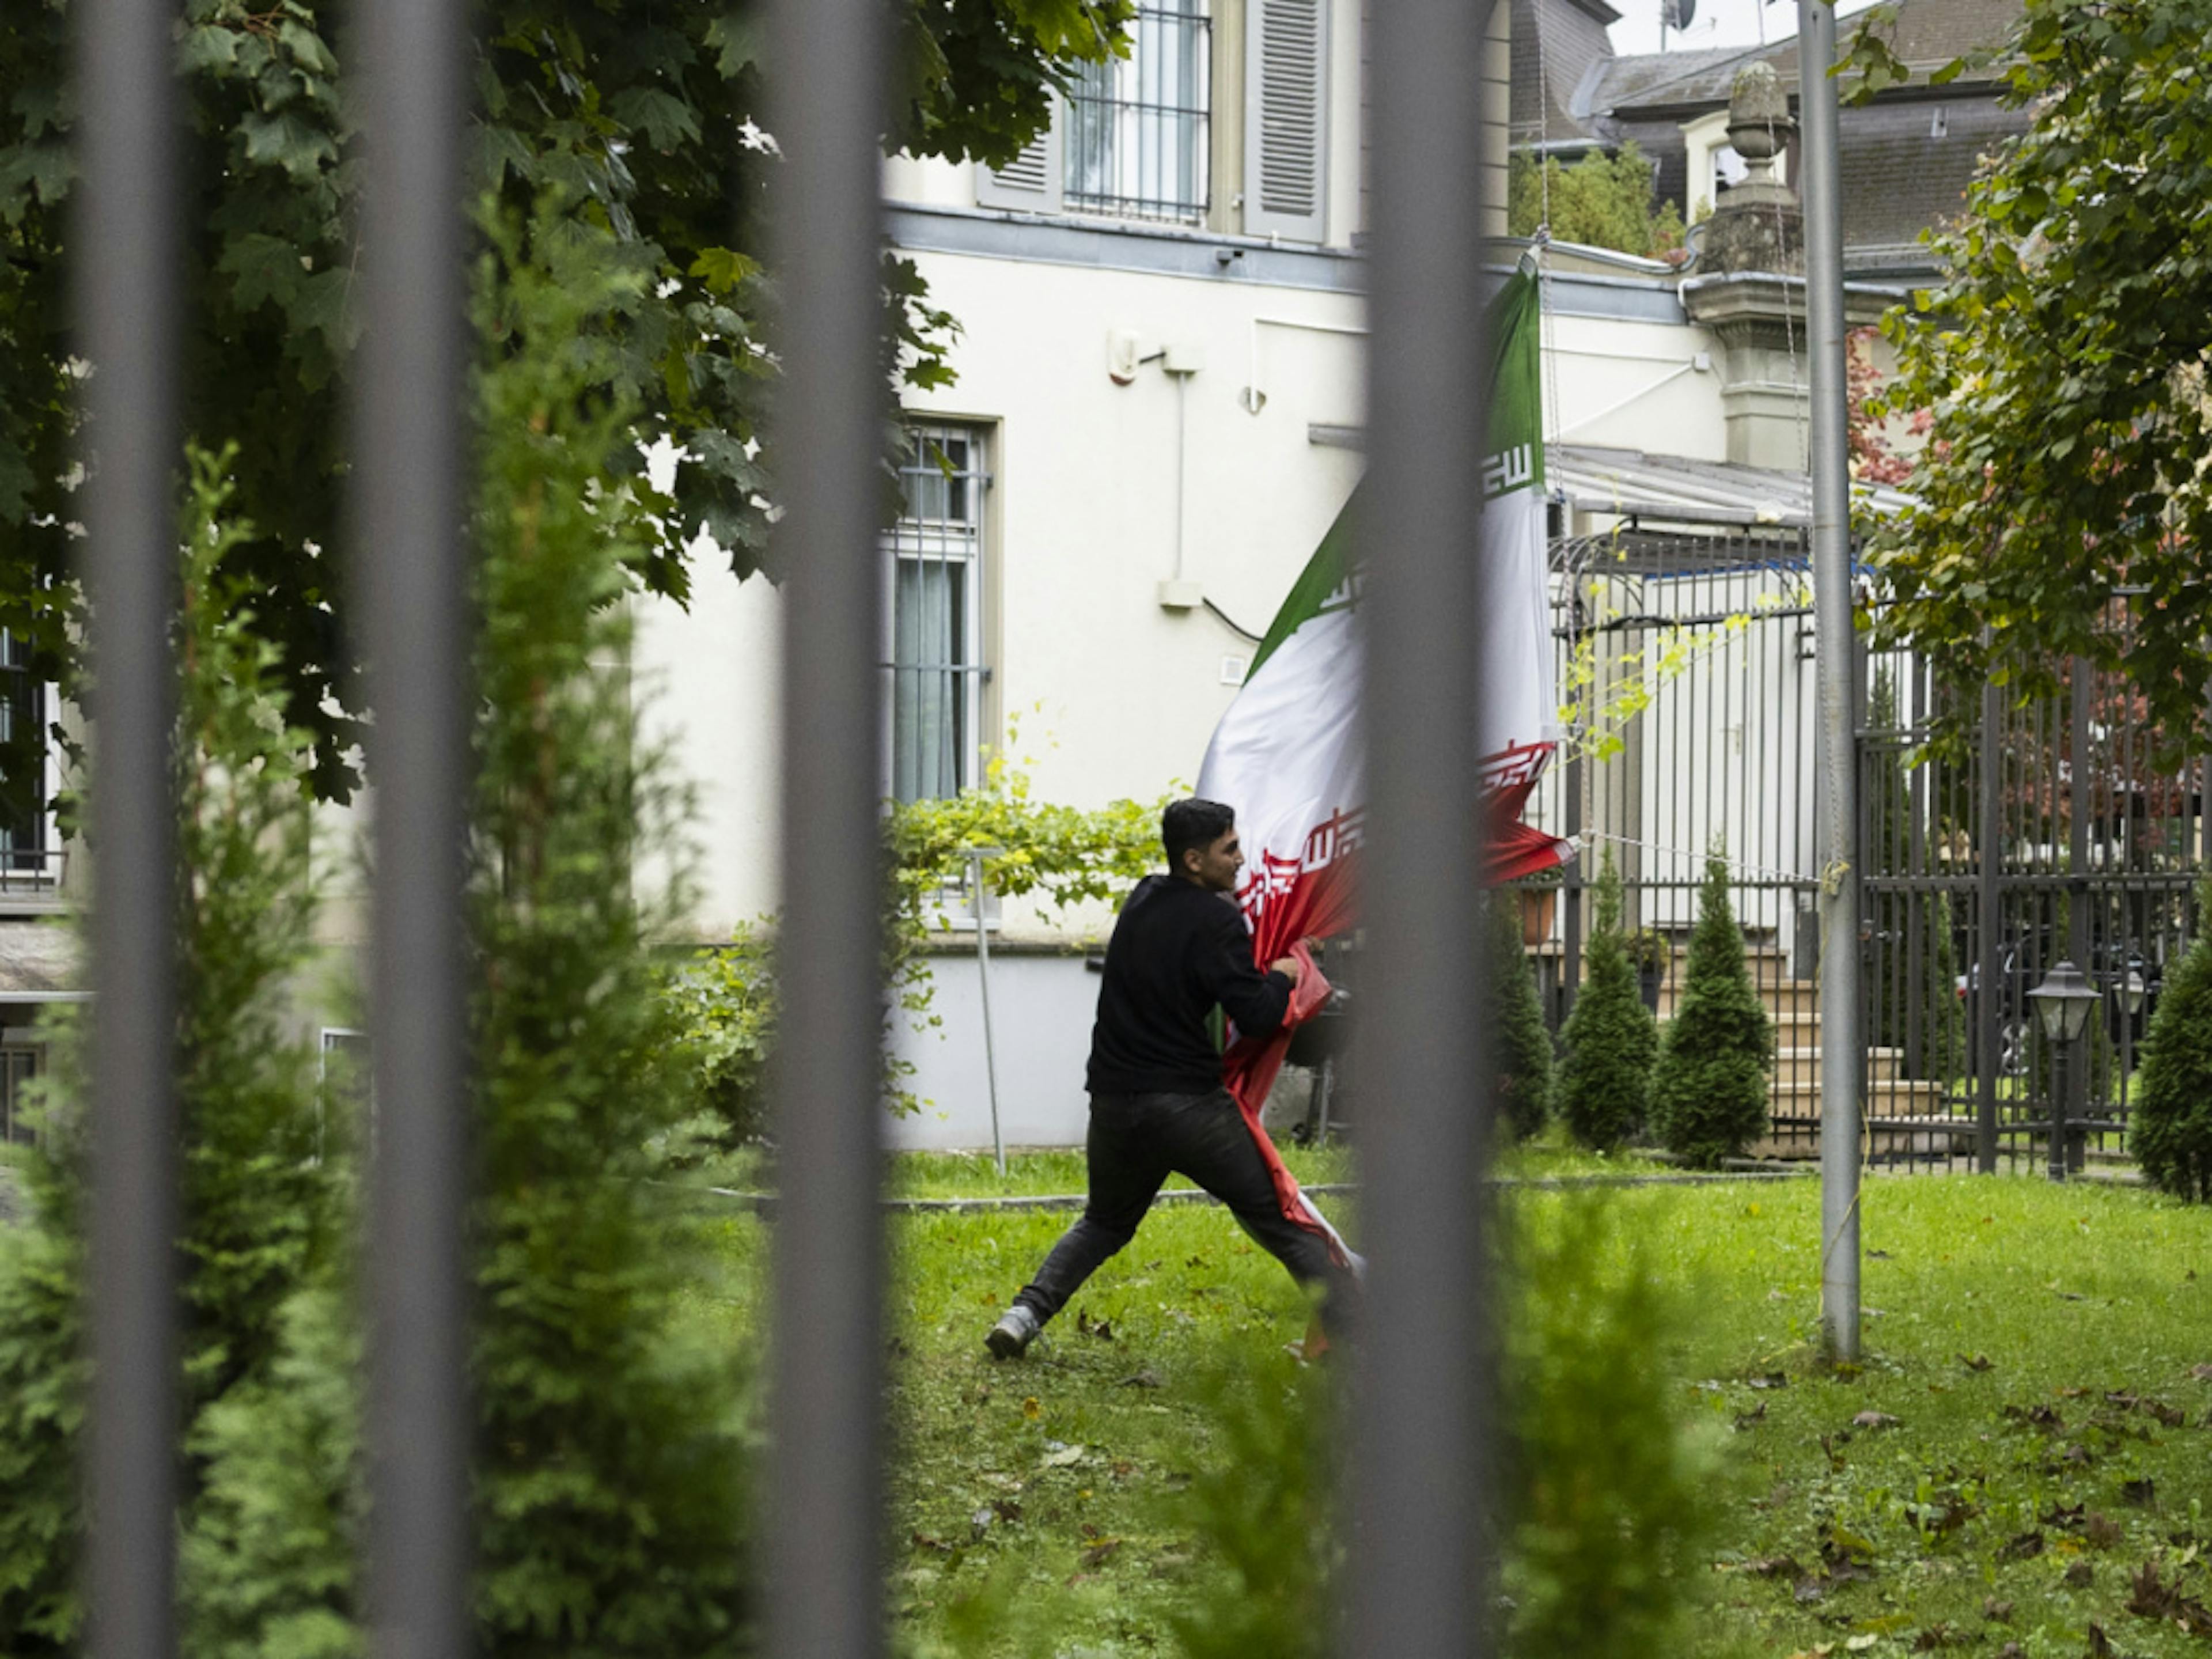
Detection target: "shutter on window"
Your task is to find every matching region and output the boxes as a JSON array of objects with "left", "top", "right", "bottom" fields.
[
  {"left": 1244, "top": 0, "right": 1328, "bottom": 241},
  {"left": 974, "top": 101, "right": 1063, "bottom": 213}
]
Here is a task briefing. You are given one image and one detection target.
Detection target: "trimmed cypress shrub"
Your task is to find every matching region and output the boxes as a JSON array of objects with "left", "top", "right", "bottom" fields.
[
  {"left": 179, "top": 206, "right": 757, "bottom": 1656},
  {"left": 2131, "top": 879, "right": 2212, "bottom": 1200},
  {"left": 1487, "top": 891, "right": 1555, "bottom": 1140},
  {"left": 0, "top": 452, "right": 335, "bottom": 1656},
  {"left": 1649, "top": 850, "right": 1774, "bottom": 1168},
  {"left": 1558, "top": 853, "right": 1657, "bottom": 1152}
]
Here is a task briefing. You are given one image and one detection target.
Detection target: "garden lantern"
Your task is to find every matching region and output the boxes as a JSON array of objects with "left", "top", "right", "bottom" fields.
[
  {"left": 2028, "top": 959, "right": 2098, "bottom": 1181},
  {"left": 2123, "top": 968, "right": 2146, "bottom": 1017}
]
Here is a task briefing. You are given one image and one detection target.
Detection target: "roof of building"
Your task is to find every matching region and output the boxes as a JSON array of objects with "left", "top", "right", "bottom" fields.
[
  {"left": 1551, "top": 443, "right": 1915, "bottom": 533},
  {"left": 1511, "top": 0, "right": 1622, "bottom": 150},
  {"left": 1590, "top": 0, "right": 2027, "bottom": 116}
]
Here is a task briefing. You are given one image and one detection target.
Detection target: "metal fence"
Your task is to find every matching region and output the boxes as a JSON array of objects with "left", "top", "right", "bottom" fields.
[
  {"left": 1859, "top": 638, "right": 2205, "bottom": 1175},
  {"left": 63, "top": 0, "right": 1864, "bottom": 1652},
  {"left": 1540, "top": 522, "right": 1830, "bottom": 1158},
  {"left": 1537, "top": 525, "right": 2206, "bottom": 1176}
]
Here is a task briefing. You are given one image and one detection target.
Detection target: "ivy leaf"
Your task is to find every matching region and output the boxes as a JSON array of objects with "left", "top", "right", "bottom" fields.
[
  {"left": 0, "top": 141, "right": 73, "bottom": 224},
  {"left": 217, "top": 232, "right": 305, "bottom": 313},
  {"left": 291, "top": 267, "right": 359, "bottom": 358},
  {"left": 238, "top": 111, "right": 337, "bottom": 183},
  {"left": 688, "top": 247, "right": 760, "bottom": 296},
  {"left": 177, "top": 24, "right": 240, "bottom": 74},
  {"left": 607, "top": 87, "right": 699, "bottom": 151},
  {"left": 703, "top": 13, "right": 764, "bottom": 77}
]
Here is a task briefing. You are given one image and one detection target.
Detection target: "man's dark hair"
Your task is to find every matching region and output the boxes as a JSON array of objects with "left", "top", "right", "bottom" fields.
[{"left": 1162, "top": 797, "right": 1237, "bottom": 872}]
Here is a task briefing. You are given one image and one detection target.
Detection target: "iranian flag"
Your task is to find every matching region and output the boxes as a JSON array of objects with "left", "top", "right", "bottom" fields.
[{"left": 1195, "top": 266, "right": 1569, "bottom": 1258}]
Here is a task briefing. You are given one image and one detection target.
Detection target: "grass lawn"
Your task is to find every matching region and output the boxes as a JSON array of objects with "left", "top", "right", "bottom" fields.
[{"left": 699, "top": 1150, "right": 2212, "bottom": 1657}]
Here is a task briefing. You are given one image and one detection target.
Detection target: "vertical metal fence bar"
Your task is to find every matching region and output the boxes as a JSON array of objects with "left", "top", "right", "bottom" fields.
[
  {"left": 1798, "top": 0, "right": 1860, "bottom": 1361},
  {"left": 1350, "top": 1, "right": 1495, "bottom": 1654},
  {"left": 76, "top": 0, "right": 182, "bottom": 1651},
  {"left": 1977, "top": 673, "right": 2001, "bottom": 1172},
  {"left": 765, "top": 0, "right": 889, "bottom": 1652},
  {"left": 351, "top": 0, "right": 473, "bottom": 1654}
]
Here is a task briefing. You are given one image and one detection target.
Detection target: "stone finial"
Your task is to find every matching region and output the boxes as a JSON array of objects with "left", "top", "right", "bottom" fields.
[{"left": 1727, "top": 62, "right": 1793, "bottom": 175}]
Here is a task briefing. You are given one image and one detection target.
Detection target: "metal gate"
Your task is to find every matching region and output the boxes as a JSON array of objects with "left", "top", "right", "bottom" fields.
[
  {"left": 1541, "top": 521, "right": 1830, "bottom": 1158},
  {"left": 1859, "top": 638, "right": 2205, "bottom": 1175}
]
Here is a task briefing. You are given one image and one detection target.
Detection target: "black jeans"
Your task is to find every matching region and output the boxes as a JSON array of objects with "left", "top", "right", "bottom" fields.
[{"left": 1014, "top": 1089, "right": 1355, "bottom": 1336}]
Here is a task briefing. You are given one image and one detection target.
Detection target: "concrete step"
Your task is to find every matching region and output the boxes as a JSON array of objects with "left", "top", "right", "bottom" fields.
[{"left": 1657, "top": 979, "right": 1819, "bottom": 1018}]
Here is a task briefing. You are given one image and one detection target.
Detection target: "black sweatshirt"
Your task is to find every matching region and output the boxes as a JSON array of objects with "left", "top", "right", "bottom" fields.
[{"left": 1085, "top": 873, "right": 1293, "bottom": 1096}]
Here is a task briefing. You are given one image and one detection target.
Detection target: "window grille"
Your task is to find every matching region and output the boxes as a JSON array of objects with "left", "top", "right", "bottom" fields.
[
  {"left": 887, "top": 425, "right": 989, "bottom": 802},
  {"left": 1, "top": 1044, "right": 40, "bottom": 1145},
  {"left": 1066, "top": 5, "right": 1212, "bottom": 224},
  {"left": 0, "top": 630, "right": 48, "bottom": 876}
]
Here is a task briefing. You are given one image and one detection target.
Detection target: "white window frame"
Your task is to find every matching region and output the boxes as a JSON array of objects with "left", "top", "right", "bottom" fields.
[
  {"left": 0, "top": 630, "right": 61, "bottom": 892},
  {"left": 1063, "top": 3, "right": 1214, "bottom": 225},
  {"left": 1, "top": 1042, "right": 44, "bottom": 1146},
  {"left": 883, "top": 424, "right": 991, "bottom": 805}
]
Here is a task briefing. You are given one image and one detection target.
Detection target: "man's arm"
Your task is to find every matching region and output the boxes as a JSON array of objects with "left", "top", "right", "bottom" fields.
[{"left": 1198, "top": 910, "right": 1295, "bottom": 1039}]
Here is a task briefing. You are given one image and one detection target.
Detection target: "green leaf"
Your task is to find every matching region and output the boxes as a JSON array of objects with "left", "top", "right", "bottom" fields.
[
  {"left": 687, "top": 247, "right": 760, "bottom": 295},
  {"left": 607, "top": 87, "right": 700, "bottom": 151},
  {"left": 703, "top": 13, "right": 764, "bottom": 77},
  {"left": 238, "top": 111, "right": 337, "bottom": 183},
  {"left": 177, "top": 22, "right": 239, "bottom": 74},
  {"left": 218, "top": 232, "right": 305, "bottom": 312}
]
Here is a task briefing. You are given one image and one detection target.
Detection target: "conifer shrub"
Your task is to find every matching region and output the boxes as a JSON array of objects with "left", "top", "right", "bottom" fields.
[
  {"left": 1649, "top": 850, "right": 1774, "bottom": 1168},
  {"left": 1557, "top": 853, "right": 1657, "bottom": 1152},
  {"left": 2131, "top": 879, "right": 2212, "bottom": 1200},
  {"left": 1165, "top": 1194, "right": 1724, "bottom": 1659},
  {"left": 0, "top": 451, "right": 334, "bottom": 1654},
  {"left": 1486, "top": 891, "right": 1554, "bottom": 1139}
]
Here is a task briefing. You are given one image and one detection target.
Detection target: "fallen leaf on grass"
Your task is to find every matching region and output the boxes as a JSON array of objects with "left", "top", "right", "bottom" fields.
[
  {"left": 2120, "top": 1479, "right": 2156, "bottom": 1508},
  {"left": 2065, "top": 1560, "right": 2096, "bottom": 1588},
  {"left": 2042, "top": 1503, "right": 2088, "bottom": 1530},
  {"left": 1080, "top": 1538, "right": 1122, "bottom": 1569},
  {"left": 1735, "top": 1403, "right": 1768, "bottom": 1431},
  {"left": 970, "top": 1508, "right": 995, "bottom": 1541},
  {"left": 1913, "top": 1623, "right": 1965, "bottom": 1650},
  {"left": 1116, "top": 1369, "right": 1165, "bottom": 1390},
  {"left": 1021, "top": 1396, "right": 1041, "bottom": 1421},
  {"left": 2190, "top": 1363, "right": 2212, "bottom": 1383},
  {"left": 1745, "top": 1555, "right": 1804, "bottom": 1579},
  {"left": 1960, "top": 1354, "right": 1994, "bottom": 1373},
  {"left": 991, "top": 1498, "right": 1022, "bottom": 1522},
  {"left": 1040, "top": 1442, "right": 1086, "bottom": 1468},
  {"left": 2085, "top": 1621, "right": 2115, "bottom": 1658},
  {"left": 1750, "top": 1370, "right": 1791, "bottom": 1389},
  {"left": 1853, "top": 1411, "right": 1902, "bottom": 1431},
  {"left": 1984, "top": 1598, "right": 2014, "bottom": 1623},
  {"left": 2125, "top": 1559, "right": 2212, "bottom": 1636},
  {"left": 1075, "top": 1311, "right": 1115, "bottom": 1342},
  {"left": 911, "top": 1532, "right": 954, "bottom": 1555},
  {"left": 1998, "top": 1531, "right": 2046, "bottom": 1561},
  {"left": 2004, "top": 1403, "right": 2064, "bottom": 1433},
  {"left": 2086, "top": 1513, "right": 2125, "bottom": 1549}
]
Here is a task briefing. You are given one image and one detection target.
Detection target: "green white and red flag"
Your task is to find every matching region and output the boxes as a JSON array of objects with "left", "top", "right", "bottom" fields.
[{"left": 1195, "top": 267, "right": 1569, "bottom": 1261}]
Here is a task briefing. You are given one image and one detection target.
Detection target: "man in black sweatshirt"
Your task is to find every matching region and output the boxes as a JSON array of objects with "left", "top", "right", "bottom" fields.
[{"left": 986, "top": 797, "right": 1355, "bottom": 1358}]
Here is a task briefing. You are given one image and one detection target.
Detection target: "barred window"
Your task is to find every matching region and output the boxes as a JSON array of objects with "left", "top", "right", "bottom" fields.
[
  {"left": 2, "top": 1045, "right": 40, "bottom": 1146},
  {"left": 887, "top": 426, "right": 990, "bottom": 802},
  {"left": 1065, "top": 4, "right": 1212, "bottom": 224},
  {"left": 0, "top": 630, "right": 48, "bottom": 876}
]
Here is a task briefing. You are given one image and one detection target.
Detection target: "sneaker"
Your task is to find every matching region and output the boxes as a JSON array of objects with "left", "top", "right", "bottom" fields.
[{"left": 986, "top": 1304, "right": 1041, "bottom": 1360}]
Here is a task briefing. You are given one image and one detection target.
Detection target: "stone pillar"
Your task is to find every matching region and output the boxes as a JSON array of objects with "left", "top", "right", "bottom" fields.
[{"left": 1680, "top": 62, "right": 1812, "bottom": 469}]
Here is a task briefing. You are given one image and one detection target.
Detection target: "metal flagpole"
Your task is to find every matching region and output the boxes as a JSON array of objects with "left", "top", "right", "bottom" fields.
[
  {"left": 969, "top": 847, "right": 1007, "bottom": 1177},
  {"left": 1798, "top": 0, "right": 1861, "bottom": 1364}
]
